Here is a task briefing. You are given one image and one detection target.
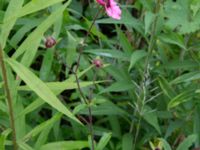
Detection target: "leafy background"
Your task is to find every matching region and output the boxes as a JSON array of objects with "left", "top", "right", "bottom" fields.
[{"left": 0, "top": 0, "right": 200, "bottom": 150}]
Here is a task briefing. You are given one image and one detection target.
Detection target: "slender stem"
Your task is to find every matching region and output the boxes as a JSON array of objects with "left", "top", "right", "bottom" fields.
[
  {"left": 0, "top": 45, "right": 18, "bottom": 150},
  {"left": 73, "top": 7, "right": 102, "bottom": 150},
  {"left": 74, "top": 73, "right": 88, "bottom": 104},
  {"left": 88, "top": 71, "right": 97, "bottom": 150},
  {"left": 75, "top": 8, "right": 103, "bottom": 73}
]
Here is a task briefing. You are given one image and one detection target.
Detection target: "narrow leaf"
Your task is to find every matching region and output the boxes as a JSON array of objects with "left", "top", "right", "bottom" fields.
[
  {"left": 18, "top": 0, "right": 69, "bottom": 17},
  {"left": 6, "top": 58, "right": 81, "bottom": 124},
  {"left": 39, "top": 141, "right": 89, "bottom": 150},
  {"left": 176, "top": 134, "right": 197, "bottom": 150},
  {"left": 96, "top": 133, "right": 112, "bottom": 150},
  {"left": 0, "top": 0, "right": 24, "bottom": 48}
]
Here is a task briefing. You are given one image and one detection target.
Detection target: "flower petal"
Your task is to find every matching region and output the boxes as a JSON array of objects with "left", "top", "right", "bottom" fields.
[{"left": 105, "top": 0, "right": 121, "bottom": 20}]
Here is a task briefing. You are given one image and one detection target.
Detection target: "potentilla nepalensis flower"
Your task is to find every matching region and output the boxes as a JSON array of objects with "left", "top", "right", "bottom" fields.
[{"left": 96, "top": 0, "right": 121, "bottom": 20}]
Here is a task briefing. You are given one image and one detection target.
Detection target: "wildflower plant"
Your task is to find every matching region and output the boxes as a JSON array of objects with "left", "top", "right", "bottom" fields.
[{"left": 0, "top": 0, "right": 200, "bottom": 150}]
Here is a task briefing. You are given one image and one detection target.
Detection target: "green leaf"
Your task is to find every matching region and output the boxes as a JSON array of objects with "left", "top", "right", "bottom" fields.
[
  {"left": 79, "top": 101, "right": 127, "bottom": 116},
  {"left": 194, "top": 105, "right": 200, "bottom": 146},
  {"left": 73, "top": 104, "right": 87, "bottom": 115},
  {"left": 0, "top": 101, "right": 7, "bottom": 113},
  {"left": 122, "top": 133, "right": 133, "bottom": 150},
  {"left": 164, "top": 121, "right": 183, "bottom": 139},
  {"left": 34, "top": 120, "right": 55, "bottom": 149},
  {"left": 116, "top": 26, "right": 132, "bottom": 54},
  {"left": 162, "top": 60, "right": 199, "bottom": 70},
  {"left": 39, "top": 48, "right": 54, "bottom": 81},
  {"left": 128, "top": 50, "right": 147, "bottom": 71},
  {"left": 18, "top": 0, "right": 68, "bottom": 17},
  {"left": 158, "top": 76, "right": 176, "bottom": 99},
  {"left": 172, "top": 72, "right": 200, "bottom": 84},
  {"left": 191, "top": 0, "right": 200, "bottom": 16},
  {"left": 176, "top": 134, "right": 197, "bottom": 150},
  {"left": 96, "top": 8, "right": 143, "bottom": 34},
  {"left": 0, "top": 0, "right": 24, "bottom": 49},
  {"left": 66, "top": 32, "right": 78, "bottom": 67},
  {"left": 144, "top": 11, "right": 155, "bottom": 34},
  {"left": 159, "top": 32, "right": 186, "bottom": 50},
  {"left": 23, "top": 113, "right": 62, "bottom": 141},
  {"left": 143, "top": 106, "right": 161, "bottom": 134},
  {"left": 16, "top": 81, "right": 104, "bottom": 118},
  {"left": 168, "top": 90, "right": 194, "bottom": 110},
  {"left": 100, "top": 81, "right": 134, "bottom": 94},
  {"left": 6, "top": 58, "right": 81, "bottom": 124},
  {"left": 12, "top": 2, "right": 69, "bottom": 67},
  {"left": 18, "top": 80, "right": 106, "bottom": 93},
  {"left": 108, "top": 116, "right": 121, "bottom": 138},
  {"left": 0, "top": 129, "right": 11, "bottom": 150},
  {"left": 164, "top": 0, "right": 200, "bottom": 34},
  {"left": 10, "top": 18, "right": 42, "bottom": 48},
  {"left": 17, "top": 66, "right": 95, "bottom": 117},
  {"left": 15, "top": 97, "right": 26, "bottom": 139},
  {"left": 16, "top": 98, "right": 44, "bottom": 119},
  {"left": 18, "top": 142, "right": 34, "bottom": 150},
  {"left": 84, "top": 49, "right": 130, "bottom": 61},
  {"left": 39, "top": 141, "right": 89, "bottom": 150},
  {"left": 96, "top": 133, "right": 112, "bottom": 150},
  {"left": 159, "top": 138, "right": 172, "bottom": 150}
]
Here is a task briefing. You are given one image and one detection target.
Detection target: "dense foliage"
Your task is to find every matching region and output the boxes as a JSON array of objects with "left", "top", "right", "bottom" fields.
[{"left": 1, "top": 0, "right": 200, "bottom": 149}]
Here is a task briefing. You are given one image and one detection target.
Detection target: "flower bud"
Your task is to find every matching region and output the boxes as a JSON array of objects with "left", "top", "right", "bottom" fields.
[
  {"left": 45, "top": 37, "right": 56, "bottom": 48},
  {"left": 93, "top": 59, "right": 103, "bottom": 68}
]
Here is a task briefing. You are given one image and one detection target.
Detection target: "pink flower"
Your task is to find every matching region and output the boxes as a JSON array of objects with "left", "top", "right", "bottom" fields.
[{"left": 96, "top": 0, "right": 121, "bottom": 20}]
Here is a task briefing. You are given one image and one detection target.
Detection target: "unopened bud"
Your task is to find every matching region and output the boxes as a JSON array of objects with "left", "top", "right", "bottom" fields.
[
  {"left": 45, "top": 37, "right": 56, "bottom": 48},
  {"left": 93, "top": 59, "right": 103, "bottom": 68}
]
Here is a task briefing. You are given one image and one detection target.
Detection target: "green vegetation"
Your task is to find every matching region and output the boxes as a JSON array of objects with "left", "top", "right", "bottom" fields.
[{"left": 0, "top": 0, "right": 200, "bottom": 149}]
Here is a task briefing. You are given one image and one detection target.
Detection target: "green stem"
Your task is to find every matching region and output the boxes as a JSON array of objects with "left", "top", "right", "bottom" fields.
[{"left": 0, "top": 45, "right": 18, "bottom": 150}]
